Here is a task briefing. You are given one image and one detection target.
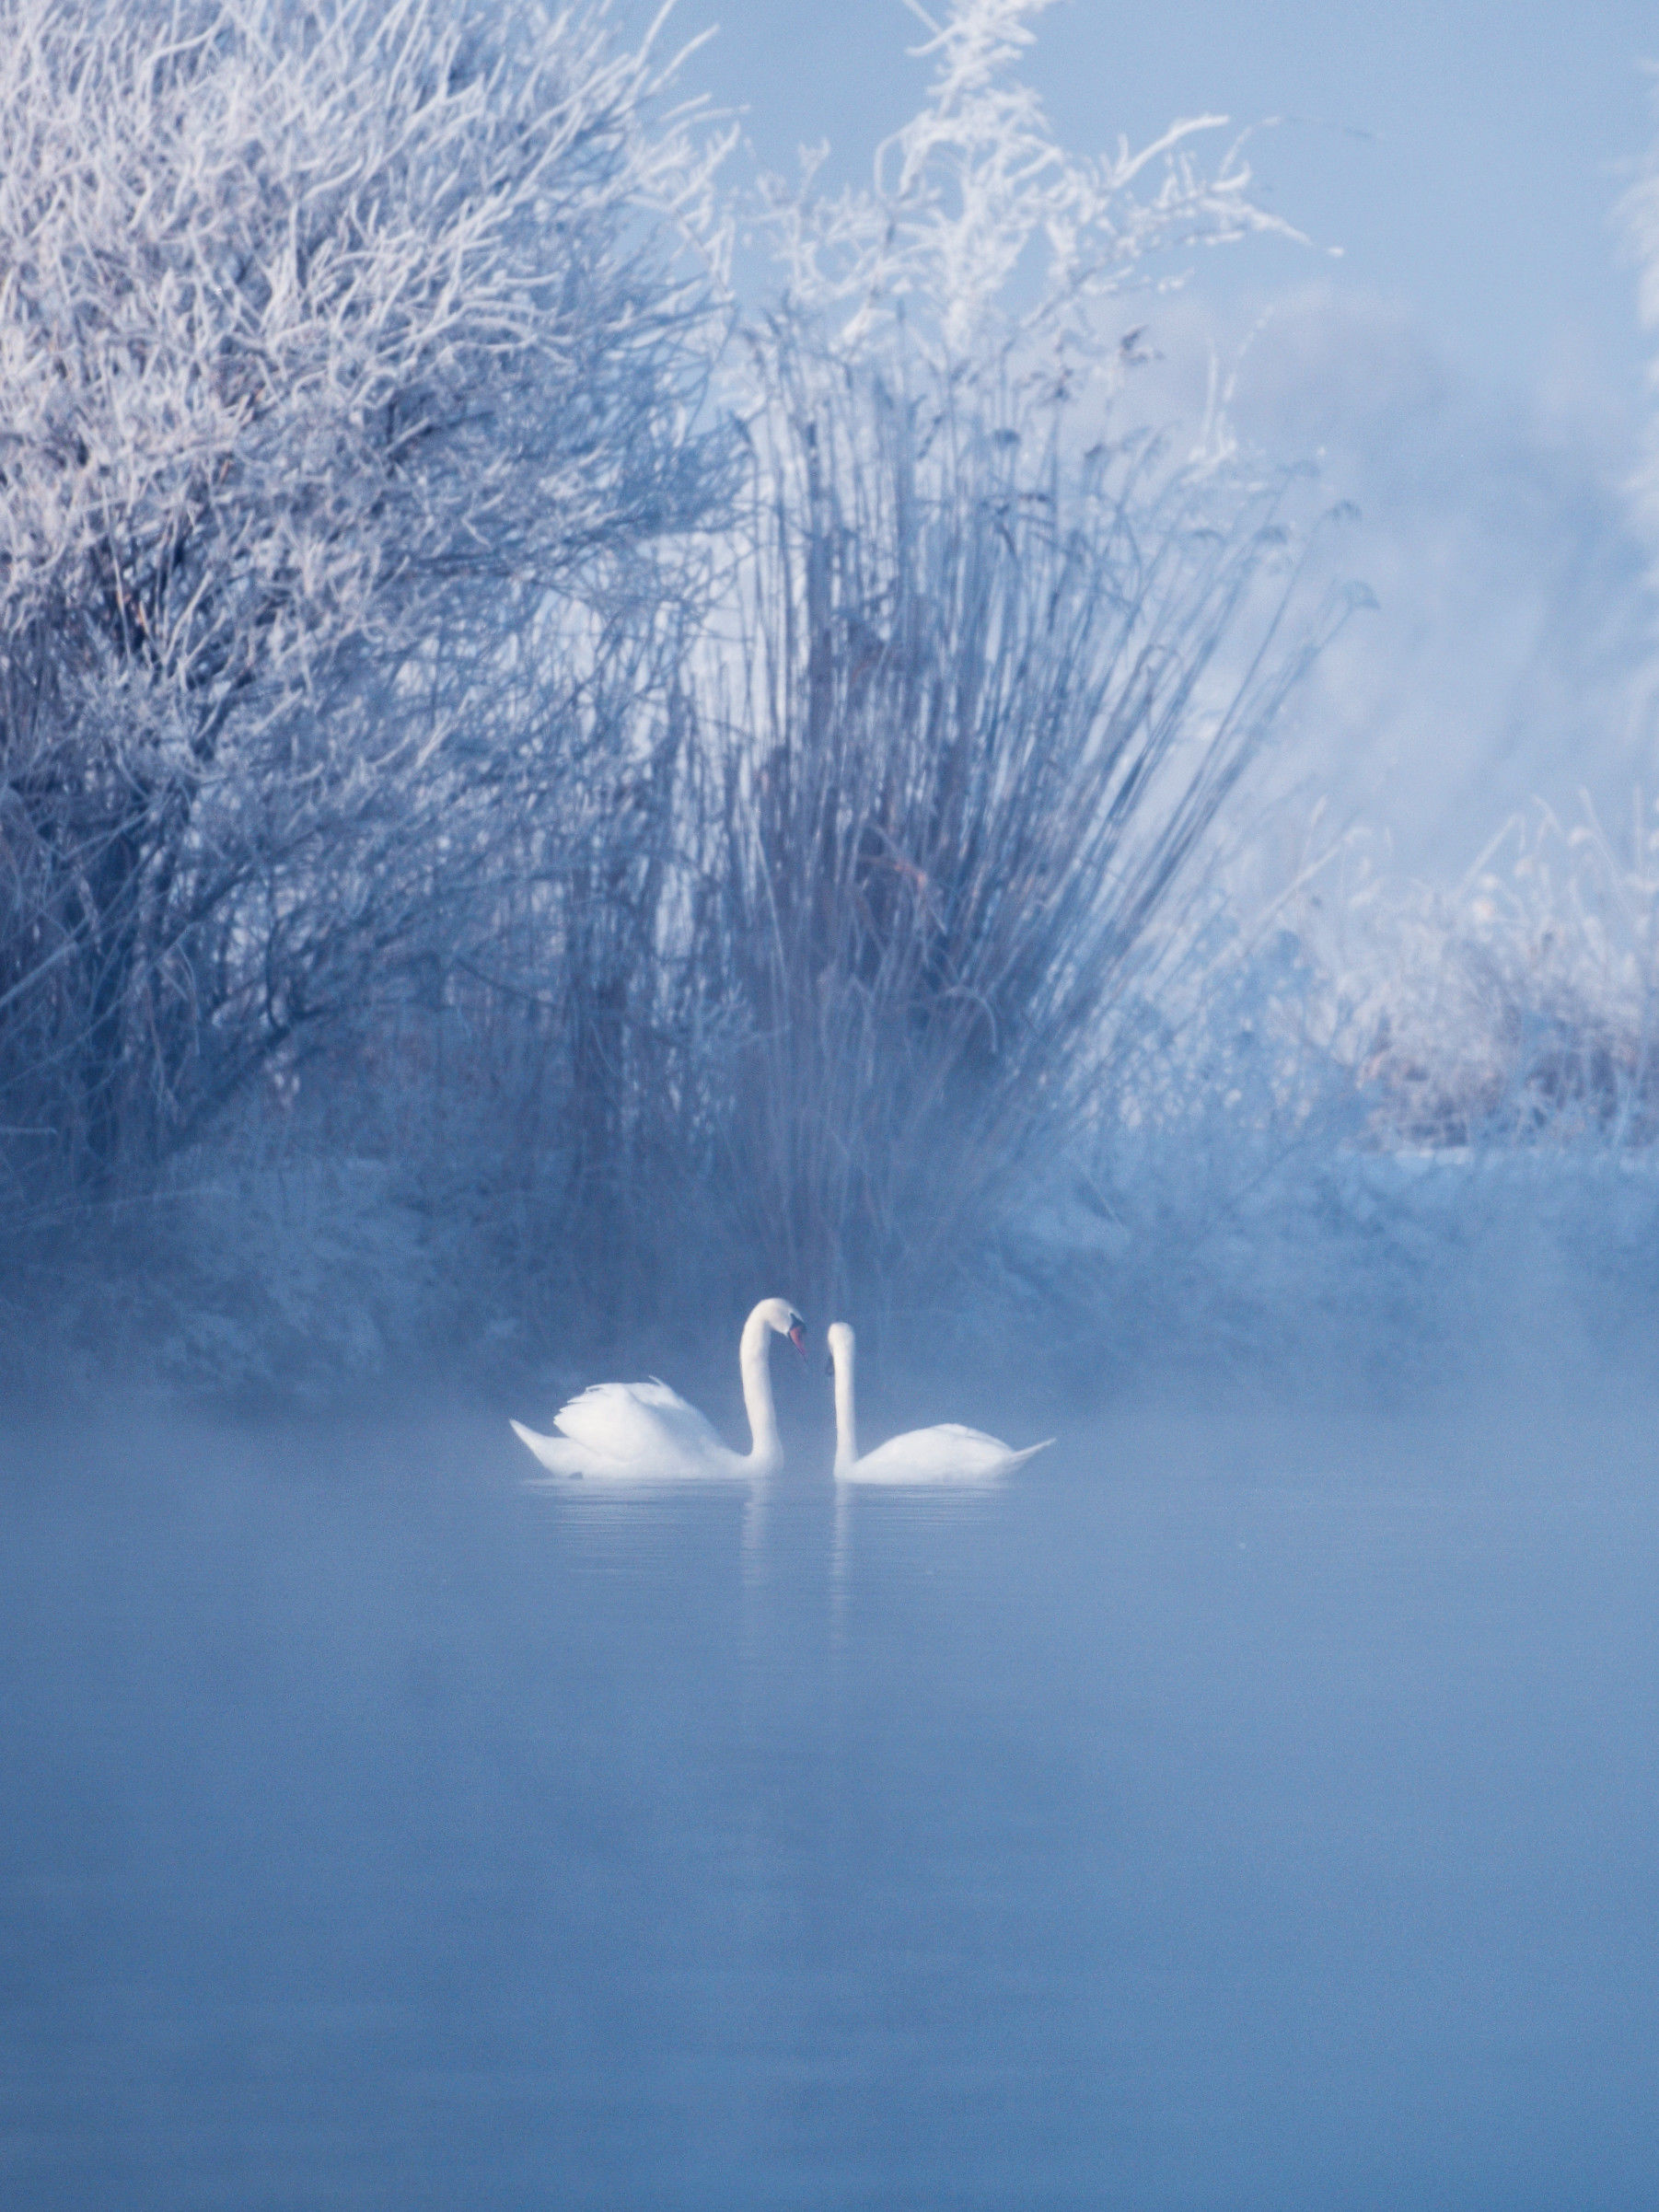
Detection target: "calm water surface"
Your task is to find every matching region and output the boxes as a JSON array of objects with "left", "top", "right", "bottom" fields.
[{"left": 3, "top": 1396, "right": 1657, "bottom": 2208}]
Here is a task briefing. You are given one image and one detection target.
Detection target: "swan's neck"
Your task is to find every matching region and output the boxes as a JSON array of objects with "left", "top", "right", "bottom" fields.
[
  {"left": 831, "top": 1339, "right": 858, "bottom": 1475},
  {"left": 738, "top": 1306, "right": 783, "bottom": 1473}
]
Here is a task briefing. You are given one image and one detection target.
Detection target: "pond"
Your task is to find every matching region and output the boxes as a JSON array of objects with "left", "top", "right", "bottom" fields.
[{"left": 3, "top": 1390, "right": 1657, "bottom": 2207}]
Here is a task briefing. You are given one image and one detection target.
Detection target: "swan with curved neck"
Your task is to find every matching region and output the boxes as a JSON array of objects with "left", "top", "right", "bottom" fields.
[
  {"left": 828, "top": 1321, "right": 1053, "bottom": 1484},
  {"left": 511, "top": 1299, "right": 806, "bottom": 1477}
]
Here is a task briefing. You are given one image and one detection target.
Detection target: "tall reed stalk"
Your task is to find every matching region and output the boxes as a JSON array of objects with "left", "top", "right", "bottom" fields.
[{"left": 678, "top": 333, "right": 1358, "bottom": 1310}]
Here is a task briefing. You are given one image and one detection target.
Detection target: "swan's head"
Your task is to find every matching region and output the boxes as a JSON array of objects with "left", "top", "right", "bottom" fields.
[
  {"left": 826, "top": 1321, "right": 854, "bottom": 1377},
  {"left": 756, "top": 1297, "right": 807, "bottom": 1358}
]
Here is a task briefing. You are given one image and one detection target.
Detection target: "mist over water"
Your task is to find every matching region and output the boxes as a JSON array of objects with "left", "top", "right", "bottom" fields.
[{"left": 6, "top": 1384, "right": 1657, "bottom": 2209}]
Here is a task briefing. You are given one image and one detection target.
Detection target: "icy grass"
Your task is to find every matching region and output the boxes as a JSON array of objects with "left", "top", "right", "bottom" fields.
[{"left": 1284, "top": 799, "right": 1659, "bottom": 1148}]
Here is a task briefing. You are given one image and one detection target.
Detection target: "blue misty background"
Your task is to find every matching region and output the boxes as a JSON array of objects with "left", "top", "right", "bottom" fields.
[
  {"left": 682, "top": 0, "right": 1654, "bottom": 410},
  {"left": 4, "top": 2, "right": 1659, "bottom": 2206},
  {"left": 678, "top": 0, "right": 1659, "bottom": 863}
]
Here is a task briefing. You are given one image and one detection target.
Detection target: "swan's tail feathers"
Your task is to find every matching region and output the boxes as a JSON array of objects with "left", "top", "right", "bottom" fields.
[
  {"left": 1007, "top": 1438, "right": 1057, "bottom": 1470},
  {"left": 510, "top": 1419, "right": 586, "bottom": 1477}
]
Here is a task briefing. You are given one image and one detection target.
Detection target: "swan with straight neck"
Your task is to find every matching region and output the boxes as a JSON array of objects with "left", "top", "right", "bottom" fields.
[{"left": 827, "top": 1321, "right": 1053, "bottom": 1484}]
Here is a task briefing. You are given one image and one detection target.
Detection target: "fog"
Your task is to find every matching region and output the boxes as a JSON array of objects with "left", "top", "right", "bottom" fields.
[
  {"left": 6, "top": 0, "right": 1659, "bottom": 2200},
  {"left": 6, "top": 1390, "right": 1658, "bottom": 2208},
  {"left": 681, "top": 0, "right": 1659, "bottom": 870}
]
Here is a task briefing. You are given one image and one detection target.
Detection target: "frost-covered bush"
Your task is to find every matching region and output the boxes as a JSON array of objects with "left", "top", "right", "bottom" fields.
[
  {"left": 0, "top": 0, "right": 727, "bottom": 1199},
  {"left": 1286, "top": 804, "right": 1659, "bottom": 1147},
  {"left": 972, "top": 906, "right": 1659, "bottom": 1398},
  {"left": 748, "top": 0, "right": 1299, "bottom": 385}
]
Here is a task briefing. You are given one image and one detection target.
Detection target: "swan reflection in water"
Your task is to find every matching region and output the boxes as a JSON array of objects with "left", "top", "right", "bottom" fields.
[{"left": 526, "top": 1465, "right": 776, "bottom": 1593}]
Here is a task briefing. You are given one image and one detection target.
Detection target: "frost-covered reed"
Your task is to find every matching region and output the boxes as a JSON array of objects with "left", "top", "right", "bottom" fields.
[{"left": 670, "top": 342, "right": 1355, "bottom": 1310}]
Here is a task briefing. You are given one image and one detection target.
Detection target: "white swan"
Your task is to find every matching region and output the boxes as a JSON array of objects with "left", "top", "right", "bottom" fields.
[
  {"left": 510, "top": 1298, "right": 806, "bottom": 1477},
  {"left": 827, "top": 1321, "right": 1054, "bottom": 1484}
]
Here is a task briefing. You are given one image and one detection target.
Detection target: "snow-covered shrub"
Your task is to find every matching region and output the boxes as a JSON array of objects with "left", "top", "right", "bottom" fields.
[
  {"left": 0, "top": 0, "right": 727, "bottom": 1201},
  {"left": 1288, "top": 804, "right": 1659, "bottom": 1147},
  {"left": 747, "top": 0, "right": 1300, "bottom": 388}
]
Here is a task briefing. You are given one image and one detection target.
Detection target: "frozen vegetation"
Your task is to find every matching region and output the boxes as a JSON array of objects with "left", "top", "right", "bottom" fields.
[{"left": 0, "top": 0, "right": 1655, "bottom": 1403}]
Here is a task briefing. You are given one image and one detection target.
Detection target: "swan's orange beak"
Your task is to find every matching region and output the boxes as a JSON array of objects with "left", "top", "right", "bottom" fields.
[{"left": 788, "top": 1321, "right": 806, "bottom": 1359}]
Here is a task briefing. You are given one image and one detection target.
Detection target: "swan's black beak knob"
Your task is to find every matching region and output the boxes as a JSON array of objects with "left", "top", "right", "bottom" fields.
[{"left": 788, "top": 1321, "right": 806, "bottom": 1359}]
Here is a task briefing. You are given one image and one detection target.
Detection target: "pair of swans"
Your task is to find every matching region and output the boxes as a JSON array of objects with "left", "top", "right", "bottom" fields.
[{"left": 509, "top": 1298, "right": 1053, "bottom": 1484}]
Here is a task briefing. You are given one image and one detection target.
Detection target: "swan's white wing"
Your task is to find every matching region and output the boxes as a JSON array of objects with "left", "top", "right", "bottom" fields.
[
  {"left": 852, "top": 1424, "right": 1003, "bottom": 1482},
  {"left": 623, "top": 1378, "right": 730, "bottom": 1448},
  {"left": 848, "top": 1422, "right": 1051, "bottom": 1484},
  {"left": 509, "top": 1419, "right": 590, "bottom": 1476},
  {"left": 552, "top": 1380, "right": 731, "bottom": 1471}
]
